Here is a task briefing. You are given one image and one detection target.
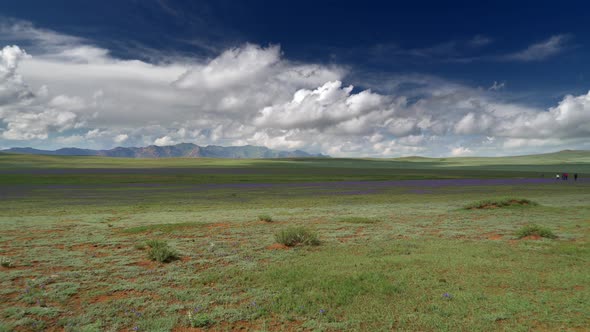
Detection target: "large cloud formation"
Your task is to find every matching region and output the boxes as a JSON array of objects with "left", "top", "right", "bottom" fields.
[
  {"left": 0, "top": 21, "right": 589, "bottom": 156},
  {"left": 0, "top": 45, "right": 82, "bottom": 140}
]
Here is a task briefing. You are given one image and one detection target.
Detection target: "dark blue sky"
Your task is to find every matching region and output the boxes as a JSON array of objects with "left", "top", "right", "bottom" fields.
[
  {"left": 1, "top": 1, "right": 589, "bottom": 156},
  {"left": 2, "top": 0, "right": 589, "bottom": 105}
]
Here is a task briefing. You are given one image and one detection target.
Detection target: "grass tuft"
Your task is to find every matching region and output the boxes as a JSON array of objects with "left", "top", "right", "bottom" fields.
[
  {"left": 187, "top": 311, "right": 214, "bottom": 328},
  {"left": 516, "top": 224, "right": 557, "bottom": 239},
  {"left": 275, "top": 227, "right": 320, "bottom": 246},
  {"left": 0, "top": 257, "right": 13, "bottom": 268},
  {"left": 464, "top": 198, "right": 538, "bottom": 210},
  {"left": 146, "top": 240, "right": 179, "bottom": 263},
  {"left": 258, "top": 214, "right": 273, "bottom": 222}
]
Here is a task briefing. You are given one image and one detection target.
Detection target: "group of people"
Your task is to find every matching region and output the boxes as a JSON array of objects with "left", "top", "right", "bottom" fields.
[{"left": 556, "top": 173, "right": 578, "bottom": 181}]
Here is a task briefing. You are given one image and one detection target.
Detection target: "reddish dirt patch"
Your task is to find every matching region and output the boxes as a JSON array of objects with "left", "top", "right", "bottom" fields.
[
  {"left": 207, "top": 222, "right": 231, "bottom": 230},
  {"left": 521, "top": 234, "right": 542, "bottom": 240},
  {"left": 129, "top": 260, "right": 159, "bottom": 269},
  {"left": 573, "top": 285, "right": 584, "bottom": 291},
  {"left": 29, "top": 228, "right": 65, "bottom": 234},
  {"left": 266, "top": 243, "right": 290, "bottom": 250},
  {"left": 473, "top": 204, "right": 499, "bottom": 210},
  {"left": 71, "top": 243, "right": 98, "bottom": 250},
  {"left": 1, "top": 291, "right": 20, "bottom": 302},
  {"left": 514, "top": 200, "right": 529, "bottom": 205},
  {"left": 0, "top": 247, "right": 21, "bottom": 256},
  {"left": 470, "top": 200, "right": 530, "bottom": 210},
  {"left": 1, "top": 265, "right": 32, "bottom": 272},
  {"left": 487, "top": 234, "right": 503, "bottom": 240}
]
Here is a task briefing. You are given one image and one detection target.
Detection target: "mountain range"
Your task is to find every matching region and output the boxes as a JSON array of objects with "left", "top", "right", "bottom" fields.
[{"left": 1, "top": 143, "right": 328, "bottom": 159}]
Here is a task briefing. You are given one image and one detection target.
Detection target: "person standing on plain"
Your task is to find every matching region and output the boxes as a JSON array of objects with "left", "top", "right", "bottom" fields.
[
  {"left": 556, "top": 173, "right": 560, "bottom": 180},
  {"left": 574, "top": 173, "right": 578, "bottom": 181}
]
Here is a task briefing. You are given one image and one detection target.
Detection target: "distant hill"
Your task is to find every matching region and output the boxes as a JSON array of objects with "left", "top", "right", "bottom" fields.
[
  {"left": 439, "top": 149, "right": 590, "bottom": 165},
  {"left": 1, "top": 143, "right": 328, "bottom": 159}
]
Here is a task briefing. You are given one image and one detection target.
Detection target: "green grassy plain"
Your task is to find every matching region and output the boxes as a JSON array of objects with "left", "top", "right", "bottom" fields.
[{"left": 0, "top": 152, "right": 589, "bottom": 331}]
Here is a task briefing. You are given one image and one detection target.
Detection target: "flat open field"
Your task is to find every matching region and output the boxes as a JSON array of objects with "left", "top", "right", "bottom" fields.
[{"left": 1, "top": 152, "right": 589, "bottom": 331}]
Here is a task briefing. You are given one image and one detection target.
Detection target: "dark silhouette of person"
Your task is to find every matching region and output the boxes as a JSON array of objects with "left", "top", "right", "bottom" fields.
[{"left": 574, "top": 173, "right": 578, "bottom": 181}]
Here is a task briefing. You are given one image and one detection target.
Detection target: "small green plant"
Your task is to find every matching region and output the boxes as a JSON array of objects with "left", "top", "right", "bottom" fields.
[
  {"left": 464, "top": 198, "right": 537, "bottom": 210},
  {"left": 275, "top": 227, "right": 320, "bottom": 246},
  {"left": 258, "top": 214, "right": 273, "bottom": 222},
  {"left": 516, "top": 224, "right": 557, "bottom": 239},
  {"left": 19, "top": 279, "right": 48, "bottom": 305},
  {"left": 146, "top": 240, "right": 179, "bottom": 263},
  {"left": 0, "top": 257, "right": 13, "bottom": 268},
  {"left": 187, "top": 310, "right": 214, "bottom": 328}
]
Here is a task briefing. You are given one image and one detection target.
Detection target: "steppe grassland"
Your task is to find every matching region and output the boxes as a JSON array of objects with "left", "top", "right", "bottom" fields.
[{"left": 0, "top": 153, "right": 589, "bottom": 331}]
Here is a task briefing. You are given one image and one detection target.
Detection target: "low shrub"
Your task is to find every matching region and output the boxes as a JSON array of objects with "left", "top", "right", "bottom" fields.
[
  {"left": 516, "top": 224, "right": 557, "bottom": 239},
  {"left": 464, "top": 198, "right": 537, "bottom": 210},
  {"left": 275, "top": 227, "right": 320, "bottom": 247},
  {"left": 0, "top": 257, "right": 13, "bottom": 268},
  {"left": 146, "top": 240, "right": 179, "bottom": 263},
  {"left": 258, "top": 214, "right": 273, "bottom": 222},
  {"left": 187, "top": 311, "right": 214, "bottom": 328}
]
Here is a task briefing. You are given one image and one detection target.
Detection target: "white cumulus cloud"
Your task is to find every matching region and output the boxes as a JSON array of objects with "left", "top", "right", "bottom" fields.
[
  {"left": 114, "top": 134, "right": 129, "bottom": 143},
  {"left": 0, "top": 20, "right": 589, "bottom": 157},
  {"left": 154, "top": 135, "right": 176, "bottom": 146}
]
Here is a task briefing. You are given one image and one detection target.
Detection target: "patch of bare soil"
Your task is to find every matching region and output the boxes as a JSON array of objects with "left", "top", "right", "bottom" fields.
[
  {"left": 521, "top": 234, "right": 542, "bottom": 240},
  {"left": 266, "top": 243, "right": 290, "bottom": 250},
  {"left": 207, "top": 222, "right": 231, "bottom": 230},
  {"left": 475, "top": 204, "right": 499, "bottom": 209},
  {"left": 470, "top": 200, "right": 530, "bottom": 210},
  {"left": 129, "top": 260, "right": 159, "bottom": 269},
  {"left": 1, "top": 265, "right": 32, "bottom": 272},
  {"left": 487, "top": 234, "right": 502, "bottom": 241}
]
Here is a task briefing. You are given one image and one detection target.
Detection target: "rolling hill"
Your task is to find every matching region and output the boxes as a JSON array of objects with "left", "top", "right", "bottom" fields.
[{"left": 1, "top": 143, "right": 327, "bottom": 159}]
